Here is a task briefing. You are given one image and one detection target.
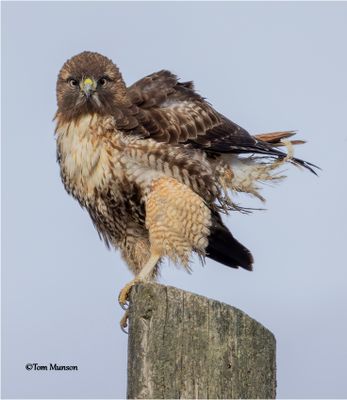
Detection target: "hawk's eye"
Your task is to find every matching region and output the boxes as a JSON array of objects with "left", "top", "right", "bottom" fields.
[
  {"left": 98, "top": 77, "right": 108, "bottom": 87},
  {"left": 68, "top": 78, "right": 78, "bottom": 88}
]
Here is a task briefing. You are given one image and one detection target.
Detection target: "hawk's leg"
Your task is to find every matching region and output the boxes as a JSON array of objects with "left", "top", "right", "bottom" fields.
[
  {"left": 118, "top": 252, "right": 160, "bottom": 309},
  {"left": 118, "top": 176, "right": 211, "bottom": 331},
  {"left": 118, "top": 252, "right": 160, "bottom": 331}
]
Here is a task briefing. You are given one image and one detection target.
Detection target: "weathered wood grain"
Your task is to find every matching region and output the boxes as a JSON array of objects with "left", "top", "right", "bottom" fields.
[{"left": 127, "top": 283, "right": 276, "bottom": 399}]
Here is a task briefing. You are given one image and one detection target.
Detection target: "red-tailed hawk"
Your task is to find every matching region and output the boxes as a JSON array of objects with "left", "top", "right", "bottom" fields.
[{"left": 55, "top": 51, "right": 317, "bottom": 327}]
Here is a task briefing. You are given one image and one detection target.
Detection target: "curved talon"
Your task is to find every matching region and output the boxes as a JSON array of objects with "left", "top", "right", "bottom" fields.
[
  {"left": 120, "top": 310, "right": 129, "bottom": 334},
  {"left": 121, "top": 325, "right": 129, "bottom": 334},
  {"left": 118, "top": 279, "right": 137, "bottom": 310},
  {"left": 118, "top": 299, "right": 129, "bottom": 310},
  {"left": 117, "top": 255, "right": 159, "bottom": 331}
]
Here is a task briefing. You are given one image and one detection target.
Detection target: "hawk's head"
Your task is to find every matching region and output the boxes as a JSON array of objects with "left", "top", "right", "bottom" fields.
[{"left": 56, "top": 51, "right": 129, "bottom": 121}]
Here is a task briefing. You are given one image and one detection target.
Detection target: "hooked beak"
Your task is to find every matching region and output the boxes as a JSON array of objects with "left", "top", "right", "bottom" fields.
[{"left": 80, "top": 77, "right": 96, "bottom": 98}]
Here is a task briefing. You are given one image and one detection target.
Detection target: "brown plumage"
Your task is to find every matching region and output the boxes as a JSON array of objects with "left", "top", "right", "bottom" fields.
[{"left": 55, "top": 51, "right": 318, "bottom": 314}]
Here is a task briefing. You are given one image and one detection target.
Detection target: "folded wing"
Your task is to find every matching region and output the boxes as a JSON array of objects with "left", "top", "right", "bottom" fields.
[{"left": 125, "top": 70, "right": 318, "bottom": 174}]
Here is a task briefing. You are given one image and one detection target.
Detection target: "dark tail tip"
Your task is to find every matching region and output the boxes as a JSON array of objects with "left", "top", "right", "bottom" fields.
[{"left": 206, "top": 212, "right": 253, "bottom": 271}]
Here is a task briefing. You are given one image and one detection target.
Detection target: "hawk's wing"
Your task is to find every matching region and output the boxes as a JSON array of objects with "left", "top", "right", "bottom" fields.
[
  {"left": 126, "top": 70, "right": 223, "bottom": 144},
  {"left": 125, "top": 70, "right": 317, "bottom": 173},
  {"left": 126, "top": 70, "right": 254, "bottom": 147}
]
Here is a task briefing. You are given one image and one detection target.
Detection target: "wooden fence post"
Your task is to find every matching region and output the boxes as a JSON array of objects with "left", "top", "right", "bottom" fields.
[{"left": 127, "top": 283, "right": 276, "bottom": 399}]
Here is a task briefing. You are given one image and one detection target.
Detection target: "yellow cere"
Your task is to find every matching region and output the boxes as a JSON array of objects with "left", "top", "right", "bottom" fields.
[{"left": 83, "top": 78, "right": 93, "bottom": 86}]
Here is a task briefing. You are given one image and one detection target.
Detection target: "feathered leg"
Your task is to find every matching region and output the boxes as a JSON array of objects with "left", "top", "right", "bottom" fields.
[{"left": 118, "top": 176, "right": 212, "bottom": 329}]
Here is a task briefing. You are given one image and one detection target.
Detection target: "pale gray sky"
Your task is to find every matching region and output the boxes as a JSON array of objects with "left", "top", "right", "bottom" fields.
[{"left": 2, "top": 1, "right": 347, "bottom": 398}]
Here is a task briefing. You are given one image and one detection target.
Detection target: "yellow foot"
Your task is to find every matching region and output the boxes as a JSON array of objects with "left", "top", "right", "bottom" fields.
[
  {"left": 120, "top": 310, "right": 129, "bottom": 334},
  {"left": 118, "top": 279, "right": 138, "bottom": 310}
]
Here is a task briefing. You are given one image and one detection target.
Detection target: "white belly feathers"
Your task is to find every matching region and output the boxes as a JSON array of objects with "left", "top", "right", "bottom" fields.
[{"left": 56, "top": 114, "right": 118, "bottom": 198}]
